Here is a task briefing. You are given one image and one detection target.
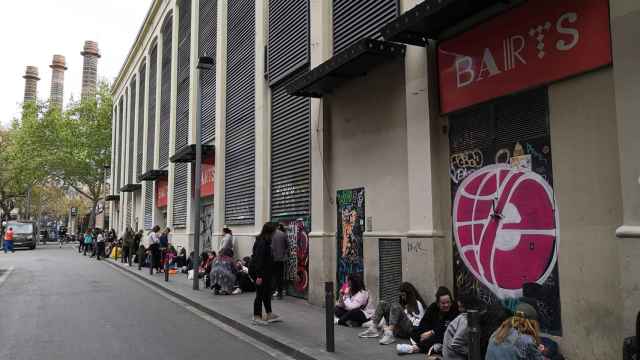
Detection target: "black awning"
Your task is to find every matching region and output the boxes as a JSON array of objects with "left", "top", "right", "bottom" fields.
[
  {"left": 105, "top": 194, "right": 120, "bottom": 202},
  {"left": 170, "top": 144, "right": 215, "bottom": 163},
  {"left": 286, "top": 38, "right": 405, "bottom": 98},
  {"left": 120, "top": 184, "right": 142, "bottom": 193},
  {"left": 138, "top": 169, "right": 168, "bottom": 182},
  {"left": 380, "top": 0, "right": 523, "bottom": 46}
]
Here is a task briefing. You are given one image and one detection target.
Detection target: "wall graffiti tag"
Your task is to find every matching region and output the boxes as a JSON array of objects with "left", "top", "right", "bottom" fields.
[
  {"left": 274, "top": 218, "right": 310, "bottom": 299},
  {"left": 336, "top": 188, "right": 365, "bottom": 289},
  {"left": 450, "top": 149, "right": 484, "bottom": 184}
]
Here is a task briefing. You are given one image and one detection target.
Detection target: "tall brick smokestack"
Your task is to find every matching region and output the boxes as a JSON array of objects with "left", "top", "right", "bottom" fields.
[
  {"left": 49, "top": 54, "right": 67, "bottom": 109},
  {"left": 22, "top": 66, "right": 40, "bottom": 103},
  {"left": 80, "top": 41, "right": 100, "bottom": 99}
]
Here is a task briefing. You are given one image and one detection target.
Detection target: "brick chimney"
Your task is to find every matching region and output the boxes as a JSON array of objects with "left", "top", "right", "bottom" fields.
[
  {"left": 49, "top": 54, "right": 67, "bottom": 109},
  {"left": 80, "top": 41, "right": 100, "bottom": 99},
  {"left": 22, "top": 66, "right": 40, "bottom": 103}
]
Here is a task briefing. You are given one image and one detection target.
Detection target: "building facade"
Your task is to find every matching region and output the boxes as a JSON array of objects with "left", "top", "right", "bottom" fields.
[{"left": 109, "top": 1, "right": 639, "bottom": 357}]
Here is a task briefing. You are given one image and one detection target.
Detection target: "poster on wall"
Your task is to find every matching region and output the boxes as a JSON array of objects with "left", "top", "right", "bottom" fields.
[
  {"left": 200, "top": 204, "right": 214, "bottom": 252},
  {"left": 449, "top": 96, "right": 562, "bottom": 335},
  {"left": 336, "top": 188, "right": 365, "bottom": 290},
  {"left": 273, "top": 217, "right": 310, "bottom": 299}
]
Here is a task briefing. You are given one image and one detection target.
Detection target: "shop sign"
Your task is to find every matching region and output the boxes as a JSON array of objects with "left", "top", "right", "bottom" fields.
[
  {"left": 200, "top": 163, "right": 215, "bottom": 198},
  {"left": 438, "top": 0, "right": 611, "bottom": 114},
  {"left": 156, "top": 179, "right": 168, "bottom": 208}
]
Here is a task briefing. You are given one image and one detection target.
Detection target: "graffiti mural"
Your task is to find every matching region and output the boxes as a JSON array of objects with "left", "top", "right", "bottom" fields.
[
  {"left": 200, "top": 204, "right": 214, "bottom": 252},
  {"left": 336, "top": 188, "right": 365, "bottom": 289},
  {"left": 451, "top": 136, "right": 562, "bottom": 334},
  {"left": 274, "top": 217, "right": 310, "bottom": 299}
]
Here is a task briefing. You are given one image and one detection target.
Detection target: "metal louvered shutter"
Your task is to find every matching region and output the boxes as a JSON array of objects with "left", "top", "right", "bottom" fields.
[
  {"left": 176, "top": 0, "right": 191, "bottom": 152},
  {"left": 137, "top": 63, "right": 146, "bottom": 179},
  {"left": 267, "top": 0, "right": 309, "bottom": 86},
  {"left": 128, "top": 79, "right": 136, "bottom": 184},
  {"left": 144, "top": 183, "right": 153, "bottom": 229},
  {"left": 379, "top": 239, "right": 402, "bottom": 303},
  {"left": 126, "top": 193, "right": 132, "bottom": 227},
  {"left": 225, "top": 0, "right": 255, "bottom": 225},
  {"left": 199, "top": 0, "right": 217, "bottom": 144},
  {"left": 270, "top": 76, "right": 311, "bottom": 218},
  {"left": 333, "top": 0, "right": 399, "bottom": 54},
  {"left": 117, "top": 98, "right": 124, "bottom": 191},
  {"left": 172, "top": 162, "right": 188, "bottom": 227},
  {"left": 147, "top": 45, "right": 158, "bottom": 171},
  {"left": 159, "top": 16, "right": 173, "bottom": 169}
]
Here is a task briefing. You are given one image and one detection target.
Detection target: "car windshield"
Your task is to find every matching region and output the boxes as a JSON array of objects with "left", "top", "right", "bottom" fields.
[{"left": 8, "top": 223, "right": 33, "bottom": 234}]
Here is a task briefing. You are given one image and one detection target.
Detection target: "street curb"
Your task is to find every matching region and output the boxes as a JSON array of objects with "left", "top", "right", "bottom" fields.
[{"left": 103, "top": 259, "right": 321, "bottom": 360}]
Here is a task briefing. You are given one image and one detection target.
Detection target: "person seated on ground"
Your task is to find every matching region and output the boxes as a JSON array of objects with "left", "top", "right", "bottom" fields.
[
  {"left": 185, "top": 251, "right": 195, "bottom": 272},
  {"left": 397, "top": 286, "right": 459, "bottom": 355},
  {"left": 485, "top": 302, "right": 545, "bottom": 360},
  {"left": 164, "top": 245, "right": 177, "bottom": 267},
  {"left": 359, "top": 282, "right": 427, "bottom": 346},
  {"left": 442, "top": 293, "right": 481, "bottom": 360},
  {"left": 235, "top": 259, "right": 255, "bottom": 293},
  {"left": 198, "top": 251, "right": 216, "bottom": 279},
  {"left": 210, "top": 248, "right": 238, "bottom": 295},
  {"left": 334, "top": 274, "right": 372, "bottom": 327},
  {"left": 171, "top": 247, "right": 187, "bottom": 269}
]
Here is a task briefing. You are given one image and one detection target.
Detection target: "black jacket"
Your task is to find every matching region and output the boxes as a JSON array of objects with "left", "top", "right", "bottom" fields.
[
  {"left": 250, "top": 237, "right": 273, "bottom": 279},
  {"left": 411, "top": 302, "right": 459, "bottom": 351}
]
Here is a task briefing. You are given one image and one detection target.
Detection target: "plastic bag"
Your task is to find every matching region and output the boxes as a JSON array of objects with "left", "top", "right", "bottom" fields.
[{"left": 187, "top": 269, "right": 194, "bottom": 280}]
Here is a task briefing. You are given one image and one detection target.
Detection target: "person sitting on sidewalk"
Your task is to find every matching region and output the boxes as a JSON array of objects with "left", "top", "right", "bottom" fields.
[
  {"left": 359, "top": 282, "right": 427, "bottom": 345},
  {"left": 442, "top": 293, "right": 481, "bottom": 360},
  {"left": 396, "top": 286, "right": 459, "bottom": 355},
  {"left": 335, "top": 274, "right": 372, "bottom": 327},
  {"left": 485, "top": 302, "right": 545, "bottom": 360},
  {"left": 171, "top": 247, "right": 187, "bottom": 269},
  {"left": 235, "top": 259, "right": 255, "bottom": 293},
  {"left": 211, "top": 248, "right": 238, "bottom": 295}
]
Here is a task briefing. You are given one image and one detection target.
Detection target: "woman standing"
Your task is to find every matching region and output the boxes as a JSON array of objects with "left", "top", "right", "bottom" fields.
[
  {"left": 485, "top": 302, "right": 545, "bottom": 360},
  {"left": 83, "top": 229, "right": 93, "bottom": 256},
  {"left": 147, "top": 225, "right": 161, "bottom": 274},
  {"left": 250, "top": 222, "right": 279, "bottom": 324}
]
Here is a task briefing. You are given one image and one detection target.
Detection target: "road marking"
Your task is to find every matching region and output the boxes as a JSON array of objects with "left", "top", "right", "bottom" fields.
[
  {"left": 0, "top": 266, "right": 15, "bottom": 288},
  {"left": 107, "top": 262, "right": 297, "bottom": 360}
]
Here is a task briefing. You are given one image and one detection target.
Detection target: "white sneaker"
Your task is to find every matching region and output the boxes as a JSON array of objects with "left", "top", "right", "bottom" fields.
[
  {"left": 334, "top": 316, "right": 339, "bottom": 325},
  {"left": 396, "top": 344, "right": 415, "bottom": 354},
  {"left": 379, "top": 330, "right": 395, "bottom": 345},
  {"left": 232, "top": 288, "right": 242, "bottom": 295},
  {"left": 361, "top": 320, "right": 374, "bottom": 328},
  {"left": 358, "top": 327, "right": 379, "bottom": 338}
]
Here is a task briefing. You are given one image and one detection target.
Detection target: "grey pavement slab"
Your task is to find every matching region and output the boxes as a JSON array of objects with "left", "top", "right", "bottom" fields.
[{"left": 0, "top": 245, "right": 277, "bottom": 360}]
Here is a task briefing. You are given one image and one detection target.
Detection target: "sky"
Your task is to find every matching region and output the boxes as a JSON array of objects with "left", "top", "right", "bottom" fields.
[{"left": 0, "top": 0, "right": 153, "bottom": 127}]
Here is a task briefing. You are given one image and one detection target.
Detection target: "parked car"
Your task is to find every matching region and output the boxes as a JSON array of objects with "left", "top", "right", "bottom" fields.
[{"left": 6, "top": 220, "right": 38, "bottom": 250}]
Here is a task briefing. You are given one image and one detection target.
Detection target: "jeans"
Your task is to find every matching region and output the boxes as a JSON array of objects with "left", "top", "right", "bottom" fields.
[
  {"left": 149, "top": 244, "right": 160, "bottom": 272},
  {"left": 83, "top": 243, "right": 92, "bottom": 256},
  {"left": 371, "top": 301, "right": 414, "bottom": 338},
  {"left": 272, "top": 261, "right": 285, "bottom": 297},
  {"left": 3, "top": 240, "right": 13, "bottom": 253},
  {"left": 254, "top": 279, "right": 273, "bottom": 317},
  {"left": 335, "top": 307, "right": 368, "bottom": 327},
  {"left": 96, "top": 242, "right": 105, "bottom": 260}
]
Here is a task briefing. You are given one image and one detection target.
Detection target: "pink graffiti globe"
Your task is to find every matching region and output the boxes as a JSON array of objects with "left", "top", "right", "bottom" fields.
[{"left": 453, "top": 164, "right": 559, "bottom": 299}]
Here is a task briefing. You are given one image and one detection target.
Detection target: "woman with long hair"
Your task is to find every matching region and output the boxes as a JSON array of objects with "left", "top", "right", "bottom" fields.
[
  {"left": 250, "top": 222, "right": 279, "bottom": 323},
  {"left": 334, "top": 273, "right": 371, "bottom": 328},
  {"left": 485, "top": 302, "right": 545, "bottom": 360},
  {"left": 359, "top": 282, "right": 427, "bottom": 345}
]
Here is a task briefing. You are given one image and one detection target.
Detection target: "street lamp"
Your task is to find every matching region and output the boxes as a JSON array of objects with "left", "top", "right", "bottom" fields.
[{"left": 192, "top": 54, "right": 215, "bottom": 290}]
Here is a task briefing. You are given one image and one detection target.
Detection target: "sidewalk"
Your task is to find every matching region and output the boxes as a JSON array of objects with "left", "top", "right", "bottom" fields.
[{"left": 104, "top": 258, "right": 415, "bottom": 360}]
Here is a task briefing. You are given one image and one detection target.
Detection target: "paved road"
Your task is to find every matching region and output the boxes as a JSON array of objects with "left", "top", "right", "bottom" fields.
[{"left": 0, "top": 245, "right": 277, "bottom": 360}]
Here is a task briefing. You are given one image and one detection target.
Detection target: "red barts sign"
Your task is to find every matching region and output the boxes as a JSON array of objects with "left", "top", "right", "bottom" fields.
[
  {"left": 438, "top": 0, "right": 611, "bottom": 114},
  {"left": 200, "top": 163, "right": 215, "bottom": 198},
  {"left": 156, "top": 179, "right": 168, "bottom": 208}
]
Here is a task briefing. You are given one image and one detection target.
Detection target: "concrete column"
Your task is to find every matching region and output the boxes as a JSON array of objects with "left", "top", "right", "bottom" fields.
[
  {"left": 141, "top": 56, "right": 151, "bottom": 230},
  {"left": 80, "top": 41, "right": 100, "bottom": 99},
  {"left": 610, "top": 0, "right": 640, "bottom": 336},
  {"left": 254, "top": 0, "right": 270, "bottom": 229},
  {"left": 49, "top": 55, "right": 67, "bottom": 109},
  {"left": 22, "top": 66, "right": 39, "bottom": 103},
  {"left": 308, "top": 0, "right": 334, "bottom": 305},
  {"left": 213, "top": 0, "right": 228, "bottom": 247},
  {"left": 153, "top": 30, "right": 164, "bottom": 230},
  {"left": 186, "top": 0, "right": 199, "bottom": 237}
]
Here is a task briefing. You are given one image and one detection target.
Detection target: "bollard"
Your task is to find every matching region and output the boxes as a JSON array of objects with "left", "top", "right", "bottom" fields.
[
  {"left": 138, "top": 247, "right": 143, "bottom": 271},
  {"left": 164, "top": 258, "right": 169, "bottom": 282},
  {"left": 468, "top": 309, "right": 482, "bottom": 360},
  {"left": 325, "top": 282, "right": 335, "bottom": 353}
]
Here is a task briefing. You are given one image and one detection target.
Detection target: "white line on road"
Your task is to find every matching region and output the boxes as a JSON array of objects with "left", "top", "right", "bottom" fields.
[
  {"left": 0, "top": 266, "right": 15, "bottom": 288},
  {"left": 108, "top": 262, "right": 298, "bottom": 360}
]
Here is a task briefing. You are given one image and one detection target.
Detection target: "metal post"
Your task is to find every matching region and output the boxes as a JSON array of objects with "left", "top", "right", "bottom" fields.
[
  {"left": 325, "top": 282, "right": 335, "bottom": 353},
  {"left": 468, "top": 309, "right": 482, "bottom": 360},
  {"left": 164, "top": 252, "right": 169, "bottom": 282},
  {"left": 191, "top": 66, "right": 203, "bottom": 291}
]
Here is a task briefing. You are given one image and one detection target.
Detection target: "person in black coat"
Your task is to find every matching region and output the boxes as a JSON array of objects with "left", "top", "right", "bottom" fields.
[
  {"left": 403, "top": 286, "right": 459, "bottom": 354},
  {"left": 250, "top": 222, "right": 279, "bottom": 323}
]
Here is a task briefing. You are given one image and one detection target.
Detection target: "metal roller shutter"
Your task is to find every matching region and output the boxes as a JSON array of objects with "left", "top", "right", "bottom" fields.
[
  {"left": 333, "top": 0, "right": 399, "bottom": 54},
  {"left": 144, "top": 183, "right": 153, "bottom": 230},
  {"left": 147, "top": 45, "right": 158, "bottom": 171},
  {"left": 199, "top": 0, "right": 217, "bottom": 144},
  {"left": 159, "top": 16, "right": 173, "bottom": 169},
  {"left": 225, "top": 0, "right": 255, "bottom": 225},
  {"left": 136, "top": 63, "right": 146, "bottom": 179},
  {"left": 116, "top": 98, "right": 124, "bottom": 192},
  {"left": 128, "top": 78, "right": 136, "bottom": 185},
  {"left": 379, "top": 239, "right": 402, "bottom": 303},
  {"left": 267, "top": 0, "right": 309, "bottom": 86},
  {"left": 176, "top": 0, "right": 191, "bottom": 152},
  {"left": 172, "top": 162, "right": 188, "bottom": 227},
  {"left": 270, "top": 75, "right": 311, "bottom": 218}
]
